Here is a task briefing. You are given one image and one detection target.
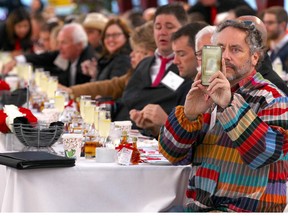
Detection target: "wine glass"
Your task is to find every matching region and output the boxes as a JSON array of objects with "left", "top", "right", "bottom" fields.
[
  {"left": 54, "top": 90, "right": 68, "bottom": 113},
  {"left": 80, "top": 95, "right": 91, "bottom": 119},
  {"left": 47, "top": 76, "right": 58, "bottom": 99},
  {"left": 98, "top": 106, "right": 111, "bottom": 147}
]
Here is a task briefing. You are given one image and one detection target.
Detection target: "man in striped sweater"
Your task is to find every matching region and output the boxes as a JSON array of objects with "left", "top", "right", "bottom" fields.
[{"left": 159, "top": 19, "right": 288, "bottom": 212}]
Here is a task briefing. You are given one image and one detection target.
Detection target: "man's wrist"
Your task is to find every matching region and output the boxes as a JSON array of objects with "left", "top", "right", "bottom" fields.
[
  {"left": 219, "top": 94, "right": 234, "bottom": 111},
  {"left": 184, "top": 111, "right": 198, "bottom": 121}
]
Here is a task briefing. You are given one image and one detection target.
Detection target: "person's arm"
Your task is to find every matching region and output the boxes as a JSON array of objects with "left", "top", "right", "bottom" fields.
[
  {"left": 158, "top": 72, "right": 214, "bottom": 163},
  {"left": 2, "top": 55, "right": 26, "bottom": 74},
  {"left": 70, "top": 72, "right": 131, "bottom": 99},
  {"left": 130, "top": 104, "right": 168, "bottom": 137},
  {"left": 217, "top": 92, "right": 288, "bottom": 169}
]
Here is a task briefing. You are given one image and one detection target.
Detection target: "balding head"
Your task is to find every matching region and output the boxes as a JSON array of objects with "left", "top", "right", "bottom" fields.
[{"left": 237, "top": 15, "right": 267, "bottom": 47}]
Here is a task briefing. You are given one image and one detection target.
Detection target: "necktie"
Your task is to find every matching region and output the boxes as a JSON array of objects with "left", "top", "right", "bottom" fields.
[
  {"left": 151, "top": 56, "right": 174, "bottom": 87},
  {"left": 270, "top": 50, "right": 276, "bottom": 62}
]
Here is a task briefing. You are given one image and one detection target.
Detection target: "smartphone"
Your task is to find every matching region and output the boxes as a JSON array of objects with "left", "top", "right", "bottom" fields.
[{"left": 201, "top": 45, "right": 222, "bottom": 86}]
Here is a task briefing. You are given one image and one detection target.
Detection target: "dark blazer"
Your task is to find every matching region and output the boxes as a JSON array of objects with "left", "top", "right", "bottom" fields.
[
  {"left": 258, "top": 53, "right": 288, "bottom": 96},
  {"left": 269, "top": 42, "right": 288, "bottom": 73},
  {"left": 25, "top": 45, "right": 96, "bottom": 86},
  {"left": 97, "top": 42, "right": 131, "bottom": 81},
  {"left": 114, "top": 56, "right": 189, "bottom": 122}
]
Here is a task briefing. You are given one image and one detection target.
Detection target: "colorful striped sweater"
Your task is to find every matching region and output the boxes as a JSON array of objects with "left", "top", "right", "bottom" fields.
[{"left": 159, "top": 72, "right": 288, "bottom": 212}]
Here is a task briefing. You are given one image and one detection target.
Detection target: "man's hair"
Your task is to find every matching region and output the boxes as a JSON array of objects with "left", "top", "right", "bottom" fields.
[
  {"left": 130, "top": 21, "right": 157, "bottom": 53},
  {"left": 264, "top": 6, "right": 288, "bottom": 24},
  {"left": 195, "top": 25, "right": 216, "bottom": 51},
  {"left": 62, "top": 23, "right": 88, "bottom": 48},
  {"left": 171, "top": 21, "right": 208, "bottom": 50},
  {"left": 154, "top": 3, "right": 188, "bottom": 26}
]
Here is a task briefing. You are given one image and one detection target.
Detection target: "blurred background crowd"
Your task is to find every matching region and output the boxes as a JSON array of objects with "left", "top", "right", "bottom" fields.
[{"left": 0, "top": 0, "right": 286, "bottom": 58}]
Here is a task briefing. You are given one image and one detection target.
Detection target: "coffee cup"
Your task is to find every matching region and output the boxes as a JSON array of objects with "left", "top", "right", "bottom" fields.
[{"left": 62, "top": 133, "right": 83, "bottom": 159}]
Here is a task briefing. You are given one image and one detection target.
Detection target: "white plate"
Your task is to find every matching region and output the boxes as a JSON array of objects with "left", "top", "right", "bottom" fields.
[{"left": 146, "top": 160, "right": 171, "bottom": 165}]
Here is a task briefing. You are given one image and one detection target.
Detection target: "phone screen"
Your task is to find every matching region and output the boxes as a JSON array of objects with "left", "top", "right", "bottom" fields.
[{"left": 201, "top": 45, "right": 222, "bottom": 86}]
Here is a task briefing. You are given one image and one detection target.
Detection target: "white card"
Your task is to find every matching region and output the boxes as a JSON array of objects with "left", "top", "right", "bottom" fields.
[
  {"left": 118, "top": 148, "right": 133, "bottom": 166},
  {"left": 209, "top": 105, "right": 217, "bottom": 131},
  {"left": 161, "top": 71, "right": 185, "bottom": 91}
]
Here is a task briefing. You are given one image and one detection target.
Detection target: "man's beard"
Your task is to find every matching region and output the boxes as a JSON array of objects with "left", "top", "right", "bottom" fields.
[
  {"left": 268, "top": 29, "right": 280, "bottom": 40},
  {"left": 225, "top": 59, "right": 252, "bottom": 82}
]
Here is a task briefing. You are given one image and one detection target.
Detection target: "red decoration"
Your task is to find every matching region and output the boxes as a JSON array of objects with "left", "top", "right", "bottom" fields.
[
  {"left": 0, "top": 80, "right": 10, "bottom": 91},
  {"left": 0, "top": 107, "right": 38, "bottom": 134}
]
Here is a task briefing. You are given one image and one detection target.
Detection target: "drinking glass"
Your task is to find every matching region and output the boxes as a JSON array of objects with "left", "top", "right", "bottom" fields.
[
  {"left": 83, "top": 99, "right": 95, "bottom": 125},
  {"left": 54, "top": 90, "right": 68, "bottom": 113},
  {"left": 98, "top": 107, "right": 111, "bottom": 147},
  {"left": 80, "top": 95, "right": 91, "bottom": 119},
  {"left": 47, "top": 76, "right": 58, "bottom": 99},
  {"left": 94, "top": 105, "right": 99, "bottom": 131}
]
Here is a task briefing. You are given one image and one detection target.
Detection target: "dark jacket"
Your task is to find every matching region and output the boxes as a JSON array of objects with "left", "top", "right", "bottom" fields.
[
  {"left": 258, "top": 53, "right": 288, "bottom": 96},
  {"left": 269, "top": 41, "right": 288, "bottom": 73},
  {"left": 97, "top": 42, "right": 131, "bottom": 81},
  {"left": 114, "top": 56, "right": 189, "bottom": 123},
  {"left": 0, "top": 22, "right": 33, "bottom": 53},
  {"left": 25, "top": 45, "right": 96, "bottom": 86}
]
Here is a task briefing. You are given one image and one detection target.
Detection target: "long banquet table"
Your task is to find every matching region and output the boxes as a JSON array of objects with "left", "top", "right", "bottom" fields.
[{"left": 0, "top": 134, "right": 192, "bottom": 212}]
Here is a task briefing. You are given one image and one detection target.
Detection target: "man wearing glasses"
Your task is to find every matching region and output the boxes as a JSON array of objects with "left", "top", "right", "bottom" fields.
[{"left": 159, "top": 20, "right": 288, "bottom": 212}]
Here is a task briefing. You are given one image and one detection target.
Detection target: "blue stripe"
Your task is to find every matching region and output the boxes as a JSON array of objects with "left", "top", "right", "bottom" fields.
[
  {"left": 222, "top": 103, "right": 250, "bottom": 130},
  {"left": 249, "top": 128, "right": 277, "bottom": 168}
]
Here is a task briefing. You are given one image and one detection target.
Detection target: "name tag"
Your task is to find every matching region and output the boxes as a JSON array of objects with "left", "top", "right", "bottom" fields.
[
  {"left": 53, "top": 55, "right": 69, "bottom": 71},
  {"left": 161, "top": 71, "right": 184, "bottom": 91}
]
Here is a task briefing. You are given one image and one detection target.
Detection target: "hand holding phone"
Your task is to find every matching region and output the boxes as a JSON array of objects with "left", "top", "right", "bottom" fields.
[{"left": 201, "top": 45, "right": 222, "bottom": 86}]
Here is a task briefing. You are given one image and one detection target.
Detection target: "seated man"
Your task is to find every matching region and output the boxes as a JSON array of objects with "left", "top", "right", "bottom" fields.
[
  {"left": 112, "top": 4, "right": 189, "bottom": 123},
  {"left": 3, "top": 23, "right": 95, "bottom": 87},
  {"left": 159, "top": 19, "right": 288, "bottom": 212},
  {"left": 130, "top": 22, "right": 209, "bottom": 136}
]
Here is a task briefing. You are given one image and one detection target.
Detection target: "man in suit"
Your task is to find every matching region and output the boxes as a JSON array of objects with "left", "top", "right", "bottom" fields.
[
  {"left": 3, "top": 23, "right": 95, "bottom": 87},
  {"left": 130, "top": 22, "right": 208, "bottom": 136},
  {"left": 262, "top": 6, "right": 288, "bottom": 73},
  {"left": 113, "top": 4, "right": 188, "bottom": 123}
]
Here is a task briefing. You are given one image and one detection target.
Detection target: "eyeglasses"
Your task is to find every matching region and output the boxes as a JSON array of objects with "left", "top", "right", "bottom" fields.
[{"left": 104, "top": 32, "right": 124, "bottom": 39}]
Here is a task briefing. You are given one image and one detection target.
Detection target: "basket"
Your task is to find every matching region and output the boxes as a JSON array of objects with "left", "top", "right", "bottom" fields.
[{"left": 13, "top": 121, "right": 64, "bottom": 147}]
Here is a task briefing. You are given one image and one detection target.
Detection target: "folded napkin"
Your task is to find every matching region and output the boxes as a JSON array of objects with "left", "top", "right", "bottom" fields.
[{"left": 0, "top": 151, "right": 75, "bottom": 170}]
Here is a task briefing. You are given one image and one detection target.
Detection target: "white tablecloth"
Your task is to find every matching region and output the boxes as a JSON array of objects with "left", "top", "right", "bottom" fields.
[{"left": 0, "top": 134, "right": 192, "bottom": 212}]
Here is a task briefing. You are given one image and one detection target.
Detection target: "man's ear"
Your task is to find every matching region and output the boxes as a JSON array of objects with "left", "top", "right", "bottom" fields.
[{"left": 251, "top": 51, "right": 260, "bottom": 67}]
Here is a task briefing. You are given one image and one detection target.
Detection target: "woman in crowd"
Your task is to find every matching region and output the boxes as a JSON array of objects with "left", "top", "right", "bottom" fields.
[
  {"left": 82, "top": 17, "right": 132, "bottom": 81},
  {"left": 61, "top": 21, "right": 156, "bottom": 100},
  {"left": 0, "top": 7, "right": 33, "bottom": 56}
]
